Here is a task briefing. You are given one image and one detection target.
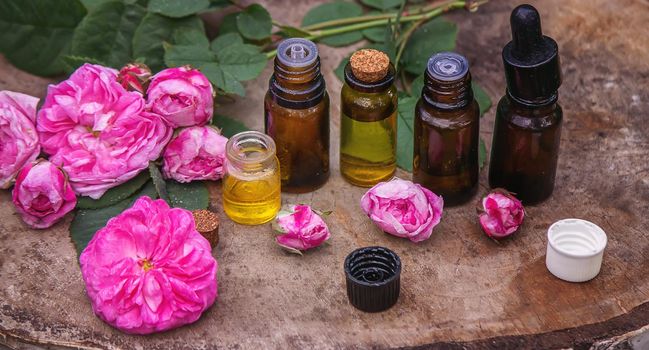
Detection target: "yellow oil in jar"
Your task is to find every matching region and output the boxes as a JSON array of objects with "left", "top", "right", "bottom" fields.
[
  {"left": 340, "top": 110, "right": 397, "bottom": 187},
  {"left": 223, "top": 168, "right": 281, "bottom": 225}
]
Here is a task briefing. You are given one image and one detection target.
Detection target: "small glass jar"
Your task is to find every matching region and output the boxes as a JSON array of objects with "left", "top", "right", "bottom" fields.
[{"left": 223, "top": 131, "right": 281, "bottom": 225}]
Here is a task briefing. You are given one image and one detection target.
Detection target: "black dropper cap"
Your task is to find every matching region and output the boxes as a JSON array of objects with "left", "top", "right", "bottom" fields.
[{"left": 502, "top": 4, "right": 561, "bottom": 105}]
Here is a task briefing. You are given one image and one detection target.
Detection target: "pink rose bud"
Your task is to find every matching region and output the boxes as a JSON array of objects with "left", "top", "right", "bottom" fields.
[
  {"left": 12, "top": 160, "right": 77, "bottom": 229},
  {"left": 117, "top": 63, "right": 151, "bottom": 94},
  {"left": 478, "top": 189, "right": 525, "bottom": 240},
  {"left": 80, "top": 196, "right": 218, "bottom": 334},
  {"left": 146, "top": 66, "right": 214, "bottom": 128},
  {"left": 0, "top": 91, "right": 40, "bottom": 189},
  {"left": 37, "top": 64, "right": 172, "bottom": 199},
  {"left": 361, "top": 178, "right": 444, "bottom": 243},
  {"left": 273, "top": 205, "right": 331, "bottom": 253},
  {"left": 162, "top": 126, "right": 228, "bottom": 183}
]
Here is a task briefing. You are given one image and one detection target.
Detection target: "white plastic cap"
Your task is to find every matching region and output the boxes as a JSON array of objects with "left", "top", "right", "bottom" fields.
[{"left": 546, "top": 218, "right": 607, "bottom": 282}]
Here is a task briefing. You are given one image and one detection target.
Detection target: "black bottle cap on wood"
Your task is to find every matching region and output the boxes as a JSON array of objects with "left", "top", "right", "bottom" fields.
[
  {"left": 344, "top": 246, "right": 401, "bottom": 312},
  {"left": 502, "top": 4, "right": 561, "bottom": 104}
]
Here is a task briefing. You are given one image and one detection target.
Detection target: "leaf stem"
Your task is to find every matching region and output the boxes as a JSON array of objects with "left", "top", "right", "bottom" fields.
[{"left": 265, "top": 1, "right": 479, "bottom": 59}]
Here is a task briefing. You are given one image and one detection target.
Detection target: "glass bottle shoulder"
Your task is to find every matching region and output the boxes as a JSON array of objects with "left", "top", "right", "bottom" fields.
[
  {"left": 496, "top": 94, "right": 562, "bottom": 130},
  {"left": 415, "top": 98, "right": 480, "bottom": 130}
]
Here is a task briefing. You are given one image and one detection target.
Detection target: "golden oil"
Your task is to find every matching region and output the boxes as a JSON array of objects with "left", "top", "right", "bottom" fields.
[
  {"left": 340, "top": 49, "right": 397, "bottom": 187},
  {"left": 340, "top": 110, "right": 397, "bottom": 187},
  {"left": 222, "top": 131, "right": 281, "bottom": 225}
]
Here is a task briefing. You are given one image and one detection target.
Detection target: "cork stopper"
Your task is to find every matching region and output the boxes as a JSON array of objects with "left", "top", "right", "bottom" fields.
[
  {"left": 192, "top": 209, "right": 220, "bottom": 249},
  {"left": 350, "top": 49, "right": 390, "bottom": 83}
]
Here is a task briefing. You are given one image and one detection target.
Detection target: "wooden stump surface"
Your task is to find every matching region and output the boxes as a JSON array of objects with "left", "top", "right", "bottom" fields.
[{"left": 1, "top": 0, "right": 648, "bottom": 349}]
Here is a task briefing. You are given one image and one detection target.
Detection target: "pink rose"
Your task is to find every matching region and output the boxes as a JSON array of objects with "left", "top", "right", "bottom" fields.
[
  {"left": 37, "top": 64, "right": 172, "bottom": 199},
  {"left": 274, "top": 205, "right": 330, "bottom": 253},
  {"left": 12, "top": 160, "right": 76, "bottom": 229},
  {"left": 361, "top": 178, "right": 444, "bottom": 243},
  {"left": 117, "top": 63, "right": 151, "bottom": 94},
  {"left": 162, "top": 126, "right": 228, "bottom": 183},
  {"left": 478, "top": 189, "right": 525, "bottom": 240},
  {"left": 146, "top": 66, "right": 214, "bottom": 128},
  {"left": 0, "top": 91, "right": 40, "bottom": 189},
  {"left": 80, "top": 196, "right": 217, "bottom": 335}
]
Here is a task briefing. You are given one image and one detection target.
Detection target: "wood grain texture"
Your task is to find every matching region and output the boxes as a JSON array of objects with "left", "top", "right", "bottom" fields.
[{"left": 1, "top": 0, "right": 648, "bottom": 349}]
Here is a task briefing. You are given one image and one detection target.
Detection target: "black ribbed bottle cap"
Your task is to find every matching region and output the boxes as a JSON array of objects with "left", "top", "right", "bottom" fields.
[
  {"left": 502, "top": 4, "right": 561, "bottom": 105},
  {"left": 344, "top": 246, "right": 401, "bottom": 312}
]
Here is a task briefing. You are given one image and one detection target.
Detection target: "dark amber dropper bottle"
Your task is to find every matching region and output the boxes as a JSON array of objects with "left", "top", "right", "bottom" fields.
[
  {"left": 413, "top": 52, "right": 480, "bottom": 206},
  {"left": 265, "top": 38, "right": 330, "bottom": 193},
  {"left": 488, "top": 4, "right": 562, "bottom": 205}
]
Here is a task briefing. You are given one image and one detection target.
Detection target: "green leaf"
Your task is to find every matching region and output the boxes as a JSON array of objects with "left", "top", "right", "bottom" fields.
[
  {"left": 81, "top": 0, "right": 111, "bottom": 10},
  {"left": 215, "top": 43, "right": 267, "bottom": 81},
  {"left": 396, "top": 96, "right": 417, "bottom": 171},
  {"left": 148, "top": 162, "right": 170, "bottom": 202},
  {"left": 361, "top": 0, "right": 403, "bottom": 10},
  {"left": 402, "top": 18, "right": 457, "bottom": 75},
  {"left": 201, "top": 63, "right": 245, "bottom": 96},
  {"left": 166, "top": 180, "right": 209, "bottom": 210},
  {"left": 410, "top": 74, "right": 424, "bottom": 97},
  {"left": 132, "top": 13, "right": 204, "bottom": 72},
  {"left": 362, "top": 26, "right": 388, "bottom": 43},
  {"left": 70, "top": 1, "right": 146, "bottom": 69},
  {"left": 76, "top": 170, "right": 151, "bottom": 209},
  {"left": 236, "top": 4, "right": 272, "bottom": 40},
  {"left": 70, "top": 181, "right": 158, "bottom": 256},
  {"left": 164, "top": 44, "right": 216, "bottom": 67},
  {"left": 210, "top": 32, "right": 243, "bottom": 52},
  {"left": 213, "top": 114, "right": 248, "bottom": 137},
  {"left": 335, "top": 55, "right": 350, "bottom": 82},
  {"left": 302, "top": 1, "right": 364, "bottom": 47},
  {"left": 61, "top": 55, "right": 107, "bottom": 72},
  {"left": 473, "top": 83, "right": 491, "bottom": 117},
  {"left": 479, "top": 138, "right": 487, "bottom": 169},
  {"left": 0, "top": 0, "right": 87, "bottom": 76},
  {"left": 218, "top": 12, "right": 239, "bottom": 35},
  {"left": 148, "top": 0, "right": 210, "bottom": 18},
  {"left": 172, "top": 28, "right": 210, "bottom": 47},
  {"left": 278, "top": 25, "right": 311, "bottom": 38}
]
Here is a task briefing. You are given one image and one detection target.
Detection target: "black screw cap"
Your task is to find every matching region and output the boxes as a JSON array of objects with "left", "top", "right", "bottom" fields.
[
  {"left": 502, "top": 4, "right": 561, "bottom": 105},
  {"left": 344, "top": 246, "right": 401, "bottom": 313}
]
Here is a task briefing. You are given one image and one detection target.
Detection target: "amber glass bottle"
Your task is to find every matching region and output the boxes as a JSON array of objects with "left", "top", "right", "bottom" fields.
[
  {"left": 413, "top": 52, "right": 480, "bottom": 206},
  {"left": 340, "top": 49, "right": 397, "bottom": 187},
  {"left": 265, "top": 38, "right": 329, "bottom": 193},
  {"left": 488, "top": 4, "right": 563, "bottom": 205}
]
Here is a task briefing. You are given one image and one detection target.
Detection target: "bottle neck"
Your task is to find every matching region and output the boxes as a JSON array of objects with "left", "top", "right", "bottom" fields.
[
  {"left": 270, "top": 57, "right": 325, "bottom": 109},
  {"left": 507, "top": 88, "right": 558, "bottom": 108},
  {"left": 344, "top": 64, "right": 395, "bottom": 93},
  {"left": 422, "top": 72, "right": 473, "bottom": 111}
]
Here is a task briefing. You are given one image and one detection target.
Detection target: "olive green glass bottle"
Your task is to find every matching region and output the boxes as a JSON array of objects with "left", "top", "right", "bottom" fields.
[
  {"left": 488, "top": 4, "right": 563, "bottom": 204},
  {"left": 340, "top": 49, "right": 397, "bottom": 187},
  {"left": 413, "top": 52, "right": 480, "bottom": 206},
  {"left": 264, "top": 38, "right": 330, "bottom": 193}
]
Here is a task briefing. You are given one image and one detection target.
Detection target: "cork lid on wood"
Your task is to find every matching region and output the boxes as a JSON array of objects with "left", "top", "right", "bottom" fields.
[
  {"left": 350, "top": 49, "right": 390, "bottom": 83},
  {"left": 192, "top": 209, "right": 220, "bottom": 249}
]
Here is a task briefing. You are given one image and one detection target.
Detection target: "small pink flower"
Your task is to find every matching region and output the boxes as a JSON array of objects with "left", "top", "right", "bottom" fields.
[
  {"left": 361, "top": 178, "right": 443, "bottom": 243},
  {"left": 162, "top": 126, "right": 228, "bottom": 183},
  {"left": 478, "top": 189, "right": 525, "bottom": 240},
  {"left": 12, "top": 160, "right": 76, "bottom": 229},
  {"left": 37, "top": 64, "right": 172, "bottom": 199},
  {"left": 274, "top": 205, "right": 330, "bottom": 253},
  {"left": 147, "top": 66, "right": 214, "bottom": 128},
  {"left": 0, "top": 91, "right": 40, "bottom": 189},
  {"left": 117, "top": 63, "right": 151, "bottom": 94},
  {"left": 80, "top": 196, "right": 217, "bottom": 335}
]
